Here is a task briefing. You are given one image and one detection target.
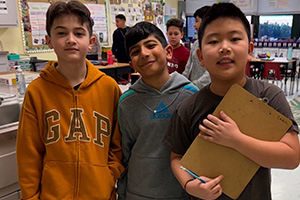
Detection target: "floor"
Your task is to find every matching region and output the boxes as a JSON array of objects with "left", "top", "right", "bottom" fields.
[
  {"left": 271, "top": 78, "right": 300, "bottom": 200},
  {"left": 118, "top": 78, "right": 300, "bottom": 200}
]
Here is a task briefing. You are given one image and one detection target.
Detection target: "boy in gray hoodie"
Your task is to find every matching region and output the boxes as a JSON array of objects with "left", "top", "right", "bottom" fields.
[{"left": 117, "top": 21, "right": 198, "bottom": 199}]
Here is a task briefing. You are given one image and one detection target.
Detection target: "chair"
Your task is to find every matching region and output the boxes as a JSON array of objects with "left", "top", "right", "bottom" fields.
[
  {"left": 245, "top": 62, "right": 251, "bottom": 77},
  {"left": 262, "top": 62, "right": 285, "bottom": 88},
  {"left": 118, "top": 73, "right": 131, "bottom": 85}
]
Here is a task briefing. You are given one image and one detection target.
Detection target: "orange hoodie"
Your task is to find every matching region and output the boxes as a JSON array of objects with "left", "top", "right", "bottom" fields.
[{"left": 17, "top": 60, "right": 124, "bottom": 200}]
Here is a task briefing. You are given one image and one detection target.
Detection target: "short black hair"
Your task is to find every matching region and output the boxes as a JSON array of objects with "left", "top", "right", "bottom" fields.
[
  {"left": 166, "top": 18, "right": 184, "bottom": 32},
  {"left": 198, "top": 3, "right": 251, "bottom": 50},
  {"left": 125, "top": 21, "right": 168, "bottom": 57},
  {"left": 193, "top": 6, "right": 211, "bottom": 19},
  {"left": 116, "top": 14, "right": 126, "bottom": 21},
  {"left": 46, "top": 0, "right": 94, "bottom": 37}
]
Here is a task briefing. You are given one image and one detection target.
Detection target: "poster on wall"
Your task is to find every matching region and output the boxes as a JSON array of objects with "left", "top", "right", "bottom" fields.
[
  {"left": 86, "top": 4, "right": 108, "bottom": 43},
  {"left": 19, "top": 0, "right": 108, "bottom": 53}
]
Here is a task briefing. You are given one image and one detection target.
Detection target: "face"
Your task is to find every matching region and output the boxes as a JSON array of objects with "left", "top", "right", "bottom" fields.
[
  {"left": 116, "top": 18, "right": 125, "bottom": 29},
  {"left": 129, "top": 35, "right": 172, "bottom": 79},
  {"left": 167, "top": 26, "right": 183, "bottom": 49},
  {"left": 193, "top": 16, "right": 202, "bottom": 31},
  {"left": 46, "top": 15, "right": 95, "bottom": 64},
  {"left": 197, "top": 17, "right": 253, "bottom": 82}
]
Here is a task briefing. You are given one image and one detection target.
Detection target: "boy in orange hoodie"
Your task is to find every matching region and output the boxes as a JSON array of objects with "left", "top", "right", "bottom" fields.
[{"left": 16, "top": 1, "right": 124, "bottom": 199}]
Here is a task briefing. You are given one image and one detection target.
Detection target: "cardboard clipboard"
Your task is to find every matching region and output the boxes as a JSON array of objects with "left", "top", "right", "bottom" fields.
[{"left": 180, "top": 84, "right": 292, "bottom": 199}]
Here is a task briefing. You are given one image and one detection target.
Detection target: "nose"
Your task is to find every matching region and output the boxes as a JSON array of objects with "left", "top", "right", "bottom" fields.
[
  {"left": 140, "top": 46, "right": 150, "bottom": 59},
  {"left": 219, "top": 42, "right": 231, "bottom": 54},
  {"left": 66, "top": 33, "right": 76, "bottom": 44}
]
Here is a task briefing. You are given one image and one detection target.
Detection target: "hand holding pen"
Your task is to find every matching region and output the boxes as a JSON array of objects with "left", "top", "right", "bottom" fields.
[
  {"left": 180, "top": 166, "right": 223, "bottom": 199},
  {"left": 180, "top": 166, "right": 206, "bottom": 183}
]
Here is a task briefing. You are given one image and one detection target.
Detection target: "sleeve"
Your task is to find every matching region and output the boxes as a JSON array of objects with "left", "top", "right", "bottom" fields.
[
  {"left": 112, "top": 31, "right": 117, "bottom": 56},
  {"left": 116, "top": 103, "right": 136, "bottom": 200},
  {"left": 182, "top": 54, "right": 192, "bottom": 78},
  {"left": 108, "top": 86, "right": 125, "bottom": 181},
  {"left": 182, "top": 49, "right": 190, "bottom": 68},
  {"left": 192, "top": 70, "right": 211, "bottom": 90},
  {"left": 163, "top": 108, "right": 194, "bottom": 156},
  {"left": 16, "top": 91, "right": 45, "bottom": 200},
  {"left": 269, "top": 89, "right": 299, "bottom": 134}
]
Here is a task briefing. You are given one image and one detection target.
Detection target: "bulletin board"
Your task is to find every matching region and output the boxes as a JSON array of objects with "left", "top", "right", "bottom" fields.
[
  {"left": 19, "top": 0, "right": 108, "bottom": 53},
  {"left": 109, "top": 0, "right": 170, "bottom": 43}
]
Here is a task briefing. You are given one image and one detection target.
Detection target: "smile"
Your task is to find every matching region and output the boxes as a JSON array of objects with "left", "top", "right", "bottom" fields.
[
  {"left": 217, "top": 60, "right": 234, "bottom": 64},
  {"left": 140, "top": 61, "right": 155, "bottom": 67}
]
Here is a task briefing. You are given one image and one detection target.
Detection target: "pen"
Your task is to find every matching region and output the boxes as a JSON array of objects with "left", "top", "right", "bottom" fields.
[{"left": 180, "top": 166, "right": 207, "bottom": 183}]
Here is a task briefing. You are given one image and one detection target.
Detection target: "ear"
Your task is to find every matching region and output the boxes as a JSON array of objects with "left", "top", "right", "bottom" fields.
[
  {"left": 247, "top": 42, "right": 254, "bottom": 62},
  {"left": 129, "top": 61, "right": 136, "bottom": 71},
  {"left": 45, "top": 35, "right": 53, "bottom": 49},
  {"left": 165, "top": 45, "right": 173, "bottom": 60},
  {"left": 197, "top": 48, "right": 205, "bottom": 66},
  {"left": 88, "top": 35, "right": 96, "bottom": 50},
  {"left": 180, "top": 31, "right": 184, "bottom": 39}
]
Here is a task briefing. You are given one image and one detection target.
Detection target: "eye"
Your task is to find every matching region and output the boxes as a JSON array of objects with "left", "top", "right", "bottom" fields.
[
  {"left": 57, "top": 32, "right": 66, "bottom": 36},
  {"left": 232, "top": 37, "right": 241, "bottom": 42},
  {"left": 75, "top": 32, "right": 84, "bottom": 37},
  {"left": 130, "top": 49, "right": 139, "bottom": 56},
  {"left": 208, "top": 40, "right": 218, "bottom": 44},
  {"left": 147, "top": 43, "right": 156, "bottom": 49}
]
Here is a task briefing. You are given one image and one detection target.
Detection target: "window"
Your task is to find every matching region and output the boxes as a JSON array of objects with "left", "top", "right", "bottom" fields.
[
  {"left": 246, "top": 15, "right": 251, "bottom": 24},
  {"left": 258, "top": 15, "right": 293, "bottom": 39},
  {"left": 186, "top": 16, "right": 196, "bottom": 38}
]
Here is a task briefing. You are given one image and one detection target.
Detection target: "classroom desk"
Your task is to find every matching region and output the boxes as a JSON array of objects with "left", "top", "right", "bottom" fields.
[
  {"left": 97, "top": 63, "right": 131, "bottom": 83},
  {"left": 249, "top": 57, "right": 298, "bottom": 95}
]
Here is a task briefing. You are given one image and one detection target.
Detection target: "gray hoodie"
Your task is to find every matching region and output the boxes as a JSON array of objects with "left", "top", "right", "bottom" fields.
[{"left": 117, "top": 72, "right": 198, "bottom": 200}]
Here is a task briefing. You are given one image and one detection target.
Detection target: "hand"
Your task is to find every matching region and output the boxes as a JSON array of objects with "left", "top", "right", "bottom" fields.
[
  {"left": 198, "top": 111, "right": 243, "bottom": 148},
  {"left": 185, "top": 175, "right": 223, "bottom": 200}
]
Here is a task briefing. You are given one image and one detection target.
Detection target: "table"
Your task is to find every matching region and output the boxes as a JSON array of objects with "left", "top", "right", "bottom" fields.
[
  {"left": 97, "top": 63, "right": 132, "bottom": 83},
  {"left": 249, "top": 57, "right": 298, "bottom": 95}
]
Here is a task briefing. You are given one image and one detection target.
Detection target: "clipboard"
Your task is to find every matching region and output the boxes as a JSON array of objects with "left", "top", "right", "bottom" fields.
[{"left": 180, "top": 84, "right": 292, "bottom": 199}]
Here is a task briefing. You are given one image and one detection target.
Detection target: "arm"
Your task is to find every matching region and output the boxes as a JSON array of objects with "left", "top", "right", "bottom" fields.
[
  {"left": 112, "top": 31, "right": 117, "bottom": 56},
  {"left": 17, "top": 93, "right": 44, "bottom": 199},
  {"left": 171, "top": 152, "right": 223, "bottom": 199},
  {"left": 108, "top": 87, "right": 125, "bottom": 182},
  {"left": 182, "top": 52, "right": 192, "bottom": 78},
  {"left": 199, "top": 111, "right": 300, "bottom": 169},
  {"left": 116, "top": 104, "right": 136, "bottom": 200},
  {"left": 192, "top": 70, "right": 211, "bottom": 90}
]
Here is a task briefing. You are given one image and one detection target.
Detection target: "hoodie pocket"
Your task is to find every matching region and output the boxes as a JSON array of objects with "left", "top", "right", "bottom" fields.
[{"left": 40, "top": 161, "right": 116, "bottom": 199}]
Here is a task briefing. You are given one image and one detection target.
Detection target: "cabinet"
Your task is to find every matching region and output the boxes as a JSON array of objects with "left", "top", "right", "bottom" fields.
[
  {"left": 0, "top": 0, "right": 18, "bottom": 27},
  {"left": 0, "top": 191, "right": 19, "bottom": 200},
  {"left": 0, "top": 52, "right": 8, "bottom": 72}
]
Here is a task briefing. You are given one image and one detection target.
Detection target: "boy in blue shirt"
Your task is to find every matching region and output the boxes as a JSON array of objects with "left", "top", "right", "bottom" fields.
[
  {"left": 117, "top": 22, "right": 198, "bottom": 199},
  {"left": 164, "top": 3, "right": 299, "bottom": 200}
]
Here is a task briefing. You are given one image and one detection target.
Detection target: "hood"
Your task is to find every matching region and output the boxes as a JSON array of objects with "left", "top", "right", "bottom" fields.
[
  {"left": 126, "top": 72, "right": 192, "bottom": 114},
  {"left": 129, "top": 72, "right": 190, "bottom": 94},
  {"left": 39, "top": 59, "right": 105, "bottom": 89}
]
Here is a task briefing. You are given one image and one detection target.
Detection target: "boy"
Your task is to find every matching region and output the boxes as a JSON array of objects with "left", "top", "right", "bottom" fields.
[
  {"left": 182, "top": 6, "right": 211, "bottom": 89},
  {"left": 164, "top": 3, "right": 300, "bottom": 200},
  {"left": 16, "top": 1, "right": 124, "bottom": 199},
  {"left": 166, "top": 18, "right": 190, "bottom": 74},
  {"left": 117, "top": 22, "right": 198, "bottom": 199},
  {"left": 112, "top": 14, "right": 131, "bottom": 63}
]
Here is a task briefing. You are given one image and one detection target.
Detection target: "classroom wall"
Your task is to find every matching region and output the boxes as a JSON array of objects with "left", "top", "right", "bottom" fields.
[
  {"left": 0, "top": 0, "right": 57, "bottom": 60},
  {"left": 0, "top": 0, "right": 178, "bottom": 61}
]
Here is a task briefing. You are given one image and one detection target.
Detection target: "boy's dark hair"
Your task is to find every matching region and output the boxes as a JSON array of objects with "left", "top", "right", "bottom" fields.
[
  {"left": 166, "top": 18, "right": 184, "bottom": 32},
  {"left": 125, "top": 21, "right": 168, "bottom": 56},
  {"left": 46, "top": 0, "right": 94, "bottom": 37},
  {"left": 193, "top": 6, "right": 211, "bottom": 19},
  {"left": 116, "top": 14, "right": 126, "bottom": 21},
  {"left": 198, "top": 3, "right": 251, "bottom": 50}
]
